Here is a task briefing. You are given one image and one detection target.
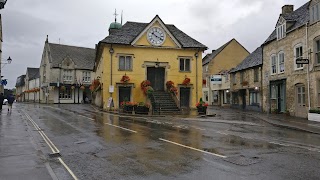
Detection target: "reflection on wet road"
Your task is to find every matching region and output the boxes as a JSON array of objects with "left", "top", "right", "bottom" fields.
[{"left": 20, "top": 103, "right": 320, "bottom": 180}]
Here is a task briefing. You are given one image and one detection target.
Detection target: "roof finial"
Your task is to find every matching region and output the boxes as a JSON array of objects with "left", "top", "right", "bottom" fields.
[
  {"left": 46, "top": 35, "right": 48, "bottom": 43},
  {"left": 113, "top": 9, "right": 118, "bottom": 23},
  {"left": 121, "top": 10, "right": 123, "bottom": 25}
]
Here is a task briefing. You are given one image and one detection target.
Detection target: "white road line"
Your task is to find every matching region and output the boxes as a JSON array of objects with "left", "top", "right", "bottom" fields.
[
  {"left": 78, "top": 114, "right": 95, "bottom": 121},
  {"left": 159, "top": 138, "right": 226, "bottom": 158},
  {"left": 105, "top": 123, "right": 137, "bottom": 133},
  {"left": 22, "top": 110, "right": 78, "bottom": 180}
]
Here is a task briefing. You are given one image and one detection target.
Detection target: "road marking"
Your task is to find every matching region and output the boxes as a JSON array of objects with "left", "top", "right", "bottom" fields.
[
  {"left": 22, "top": 110, "right": 78, "bottom": 180},
  {"left": 78, "top": 114, "right": 95, "bottom": 121},
  {"left": 105, "top": 123, "right": 137, "bottom": 133},
  {"left": 159, "top": 138, "right": 226, "bottom": 158}
]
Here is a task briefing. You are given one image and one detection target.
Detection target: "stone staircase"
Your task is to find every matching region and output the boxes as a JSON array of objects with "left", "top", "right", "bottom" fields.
[{"left": 150, "top": 91, "right": 180, "bottom": 114}]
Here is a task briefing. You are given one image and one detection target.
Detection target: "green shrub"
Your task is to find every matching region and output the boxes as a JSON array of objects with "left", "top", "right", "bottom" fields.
[{"left": 309, "top": 109, "right": 320, "bottom": 114}]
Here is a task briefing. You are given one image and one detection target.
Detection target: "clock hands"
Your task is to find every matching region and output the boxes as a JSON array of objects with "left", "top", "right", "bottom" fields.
[{"left": 151, "top": 32, "right": 163, "bottom": 41}]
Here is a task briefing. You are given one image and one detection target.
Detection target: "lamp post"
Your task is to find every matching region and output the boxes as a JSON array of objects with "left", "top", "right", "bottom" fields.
[
  {"left": 0, "top": 56, "right": 12, "bottom": 93},
  {"left": 195, "top": 52, "right": 199, "bottom": 102}
]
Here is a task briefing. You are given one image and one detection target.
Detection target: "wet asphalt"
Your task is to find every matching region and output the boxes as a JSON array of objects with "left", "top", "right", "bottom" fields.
[{"left": 1, "top": 103, "right": 320, "bottom": 180}]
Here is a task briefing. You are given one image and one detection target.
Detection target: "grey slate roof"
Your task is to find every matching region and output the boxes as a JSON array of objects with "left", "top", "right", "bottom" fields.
[
  {"left": 27, "top": 68, "right": 40, "bottom": 80},
  {"left": 100, "top": 21, "right": 207, "bottom": 49},
  {"left": 48, "top": 43, "right": 95, "bottom": 70},
  {"left": 230, "top": 47, "right": 262, "bottom": 73},
  {"left": 264, "top": 1, "right": 310, "bottom": 44},
  {"left": 202, "top": 39, "right": 233, "bottom": 66},
  {"left": 15, "top": 75, "right": 26, "bottom": 87}
]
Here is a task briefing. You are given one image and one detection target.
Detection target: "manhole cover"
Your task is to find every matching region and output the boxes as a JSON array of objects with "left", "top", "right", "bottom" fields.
[{"left": 224, "top": 155, "right": 261, "bottom": 166}]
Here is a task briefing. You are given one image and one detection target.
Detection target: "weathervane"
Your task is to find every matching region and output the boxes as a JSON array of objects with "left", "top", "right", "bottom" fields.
[{"left": 113, "top": 9, "right": 118, "bottom": 23}]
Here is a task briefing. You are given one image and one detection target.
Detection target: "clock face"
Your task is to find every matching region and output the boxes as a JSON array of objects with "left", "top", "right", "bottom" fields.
[{"left": 147, "top": 27, "right": 166, "bottom": 46}]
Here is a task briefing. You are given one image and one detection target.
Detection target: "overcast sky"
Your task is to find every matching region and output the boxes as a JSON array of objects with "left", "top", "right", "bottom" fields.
[{"left": 2, "top": 0, "right": 306, "bottom": 88}]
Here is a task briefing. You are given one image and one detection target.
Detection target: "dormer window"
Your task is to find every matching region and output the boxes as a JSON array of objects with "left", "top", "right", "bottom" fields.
[
  {"left": 310, "top": 3, "right": 320, "bottom": 23},
  {"left": 277, "top": 23, "right": 286, "bottom": 40}
]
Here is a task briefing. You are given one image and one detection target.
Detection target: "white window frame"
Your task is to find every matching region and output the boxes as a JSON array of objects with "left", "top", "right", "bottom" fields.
[
  {"left": 311, "top": 3, "right": 320, "bottom": 23},
  {"left": 277, "top": 23, "right": 286, "bottom": 40},
  {"left": 63, "top": 70, "right": 73, "bottom": 82},
  {"left": 270, "top": 54, "right": 277, "bottom": 75},
  {"left": 119, "top": 55, "right": 133, "bottom": 71},
  {"left": 59, "top": 87, "right": 72, "bottom": 99},
  {"left": 82, "top": 71, "right": 91, "bottom": 83},
  {"left": 294, "top": 44, "right": 304, "bottom": 70},
  {"left": 179, "top": 58, "right": 191, "bottom": 72},
  {"left": 278, "top": 51, "right": 285, "bottom": 73},
  {"left": 316, "top": 39, "right": 320, "bottom": 65}
]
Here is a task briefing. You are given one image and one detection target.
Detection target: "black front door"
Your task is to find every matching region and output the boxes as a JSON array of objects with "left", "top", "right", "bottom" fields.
[
  {"left": 180, "top": 87, "right": 190, "bottom": 108},
  {"left": 119, "top": 87, "right": 131, "bottom": 106},
  {"left": 240, "top": 89, "right": 246, "bottom": 109},
  {"left": 147, "top": 67, "right": 165, "bottom": 91}
]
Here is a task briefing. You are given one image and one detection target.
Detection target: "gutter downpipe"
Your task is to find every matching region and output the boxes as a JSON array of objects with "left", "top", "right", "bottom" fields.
[
  {"left": 195, "top": 50, "right": 199, "bottom": 103},
  {"left": 306, "top": 23, "right": 311, "bottom": 111}
]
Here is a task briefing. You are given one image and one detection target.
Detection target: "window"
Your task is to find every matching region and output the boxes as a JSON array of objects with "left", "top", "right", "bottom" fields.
[
  {"left": 232, "top": 92, "right": 239, "bottom": 104},
  {"left": 119, "top": 55, "right": 132, "bottom": 71},
  {"left": 205, "top": 65, "right": 209, "bottom": 72},
  {"left": 311, "top": 3, "right": 320, "bottom": 23},
  {"left": 295, "top": 45, "right": 303, "bottom": 69},
  {"left": 316, "top": 39, "right": 320, "bottom": 65},
  {"left": 271, "top": 55, "right": 277, "bottom": 74},
  {"left": 278, "top": 52, "right": 285, "bottom": 73},
  {"left": 297, "top": 86, "right": 306, "bottom": 105},
  {"left": 277, "top": 24, "right": 286, "bottom": 40},
  {"left": 43, "top": 64, "right": 46, "bottom": 83},
  {"left": 82, "top": 71, "right": 91, "bottom": 82},
  {"left": 63, "top": 70, "right": 72, "bottom": 81},
  {"left": 249, "top": 91, "right": 260, "bottom": 106},
  {"left": 271, "top": 85, "right": 277, "bottom": 99},
  {"left": 59, "top": 88, "right": 72, "bottom": 99},
  {"left": 179, "top": 58, "right": 191, "bottom": 71},
  {"left": 232, "top": 73, "right": 236, "bottom": 84},
  {"left": 254, "top": 68, "right": 259, "bottom": 82},
  {"left": 318, "top": 81, "right": 320, "bottom": 106},
  {"left": 240, "top": 72, "right": 244, "bottom": 83}
]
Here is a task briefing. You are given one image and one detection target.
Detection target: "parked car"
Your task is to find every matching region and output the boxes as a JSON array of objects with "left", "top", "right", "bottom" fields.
[{"left": 3, "top": 99, "right": 8, "bottom": 105}]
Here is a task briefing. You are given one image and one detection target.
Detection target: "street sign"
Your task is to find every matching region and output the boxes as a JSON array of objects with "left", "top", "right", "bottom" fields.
[
  {"left": 296, "top": 58, "right": 309, "bottom": 64},
  {"left": 210, "top": 75, "right": 222, "bottom": 85}
]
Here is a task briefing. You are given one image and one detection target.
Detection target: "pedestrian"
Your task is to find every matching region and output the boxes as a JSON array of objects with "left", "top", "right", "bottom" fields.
[
  {"left": 0, "top": 93, "right": 4, "bottom": 110},
  {"left": 7, "top": 93, "right": 15, "bottom": 113}
]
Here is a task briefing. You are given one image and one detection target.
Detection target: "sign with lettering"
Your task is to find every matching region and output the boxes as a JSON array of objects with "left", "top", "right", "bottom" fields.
[
  {"left": 107, "top": 97, "right": 114, "bottom": 108},
  {"left": 296, "top": 58, "right": 309, "bottom": 64},
  {"left": 210, "top": 75, "right": 222, "bottom": 85}
]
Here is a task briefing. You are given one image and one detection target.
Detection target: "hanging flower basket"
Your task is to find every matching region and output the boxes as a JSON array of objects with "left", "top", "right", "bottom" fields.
[
  {"left": 182, "top": 77, "right": 191, "bottom": 85},
  {"left": 60, "top": 86, "right": 66, "bottom": 91},
  {"left": 166, "top": 81, "right": 174, "bottom": 89},
  {"left": 120, "top": 75, "right": 130, "bottom": 83},
  {"left": 196, "top": 98, "right": 208, "bottom": 114}
]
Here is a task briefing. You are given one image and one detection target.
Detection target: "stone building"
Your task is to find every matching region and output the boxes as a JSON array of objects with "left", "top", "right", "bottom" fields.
[
  {"left": 15, "top": 74, "right": 26, "bottom": 102},
  {"left": 24, "top": 67, "right": 40, "bottom": 102},
  {"left": 39, "top": 37, "right": 95, "bottom": 104},
  {"left": 202, "top": 39, "right": 249, "bottom": 105},
  {"left": 94, "top": 15, "right": 207, "bottom": 111},
  {"left": 262, "top": 1, "right": 320, "bottom": 118},
  {"left": 230, "top": 47, "right": 263, "bottom": 111}
]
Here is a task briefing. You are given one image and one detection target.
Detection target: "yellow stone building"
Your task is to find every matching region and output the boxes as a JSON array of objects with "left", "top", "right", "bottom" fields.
[{"left": 94, "top": 15, "right": 207, "bottom": 111}]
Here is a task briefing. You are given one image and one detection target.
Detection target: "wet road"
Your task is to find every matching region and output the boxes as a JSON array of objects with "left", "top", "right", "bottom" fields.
[{"left": 15, "top": 103, "right": 320, "bottom": 179}]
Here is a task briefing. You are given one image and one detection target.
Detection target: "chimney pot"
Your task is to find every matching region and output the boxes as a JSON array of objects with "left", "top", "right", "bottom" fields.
[{"left": 282, "top": 5, "right": 294, "bottom": 14}]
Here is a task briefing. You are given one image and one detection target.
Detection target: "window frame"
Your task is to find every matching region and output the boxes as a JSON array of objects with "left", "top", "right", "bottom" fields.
[
  {"left": 59, "top": 87, "right": 72, "bottom": 99},
  {"left": 63, "top": 69, "right": 73, "bottom": 82},
  {"left": 119, "top": 55, "right": 133, "bottom": 71},
  {"left": 277, "top": 23, "right": 286, "bottom": 40},
  {"left": 270, "top": 54, "right": 277, "bottom": 75},
  {"left": 311, "top": 3, "right": 320, "bottom": 23},
  {"left": 315, "top": 38, "right": 320, "bottom": 65},
  {"left": 232, "top": 73, "right": 236, "bottom": 85},
  {"left": 249, "top": 90, "right": 260, "bottom": 106},
  {"left": 179, "top": 58, "right": 191, "bottom": 72},
  {"left": 278, "top": 51, "right": 285, "bottom": 73},
  {"left": 82, "top": 71, "right": 91, "bottom": 83},
  {"left": 240, "top": 72, "right": 244, "bottom": 83},
  {"left": 254, "top": 68, "right": 259, "bottom": 82},
  {"left": 294, "top": 44, "right": 304, "bottom": 70}
]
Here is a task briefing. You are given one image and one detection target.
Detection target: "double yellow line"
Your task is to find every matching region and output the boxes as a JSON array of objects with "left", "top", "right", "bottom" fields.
[{"left": 22, "top": 110, "right": 78, "bottom": 180}]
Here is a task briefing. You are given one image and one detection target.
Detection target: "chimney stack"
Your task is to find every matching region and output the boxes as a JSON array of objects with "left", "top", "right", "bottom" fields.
[{"left": 282, "top": 5, "right": 294, "bottom": 14}]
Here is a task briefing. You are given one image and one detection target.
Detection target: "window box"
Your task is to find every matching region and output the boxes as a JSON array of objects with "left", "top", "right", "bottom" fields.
[
  {"left": 134, "top": 105, "right": 149, "bottom": 114},
  {"left": 123, "top": 105, "right": 134, "bottom": 113}
]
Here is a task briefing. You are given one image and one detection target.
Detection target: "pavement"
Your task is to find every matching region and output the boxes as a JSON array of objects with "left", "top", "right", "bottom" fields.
[
  {"left": 204, "top": 106, "right": 320, "bottom": 135},
  {"left": 0, "top": 105, "right": 54, "bottom": 180}
]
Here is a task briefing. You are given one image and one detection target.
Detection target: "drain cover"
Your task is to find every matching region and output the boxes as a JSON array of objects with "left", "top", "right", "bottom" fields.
[{"left": 224, "top": 155, "right": 260, "bottom": 166}]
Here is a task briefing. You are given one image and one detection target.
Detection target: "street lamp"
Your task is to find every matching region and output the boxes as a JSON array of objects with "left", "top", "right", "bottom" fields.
[{"left": 0, "top": 0, "right": 7, "bottom": 9}]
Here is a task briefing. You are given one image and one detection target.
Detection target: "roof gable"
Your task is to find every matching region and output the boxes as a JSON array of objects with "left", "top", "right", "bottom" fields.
[
  {"left": 100, "top": 16, "right": 207, "bottom": 49},
  {"left": 230, "top": 47, "right": 262, "bottom": 73},
  {"left": 202, "top": 39, "right": 249, "bottom": 66},
  {"left": 15, "top": 75, "right": 26, "bottom": 87},
  {"left": 26, "top": 67, "right": 40, "bottom": 80},
  {"left": 48, "top": 43, "right": 95, "bottom": 70},
  {"left": 131, "top": 15, "right": 181, "bottom": 48}
]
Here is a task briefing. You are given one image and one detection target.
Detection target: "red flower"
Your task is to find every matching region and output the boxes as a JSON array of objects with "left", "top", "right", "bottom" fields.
[
  {"left": 182, "top": 77, "right": 191, "bottom": 85},
  {"left": 202, "top": 79, "right": 206, "bottom": 85},
  {"left": 121, "top": 75, "right": 130, "bottom": 83}
]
